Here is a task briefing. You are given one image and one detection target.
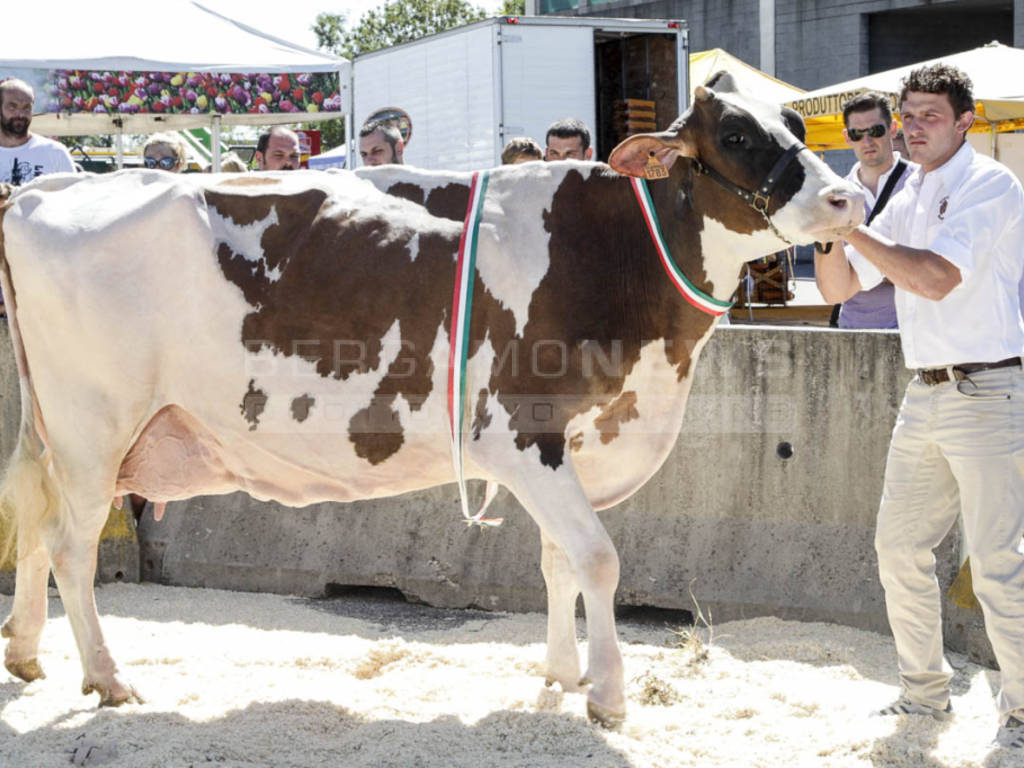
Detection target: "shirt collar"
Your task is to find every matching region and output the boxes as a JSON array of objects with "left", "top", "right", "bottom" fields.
[
  {"left": 909, "top": 140, "right": 974, "bottom": 190},
  {"left": 847, "top": 153, "right": 905, "bottom": 189}
]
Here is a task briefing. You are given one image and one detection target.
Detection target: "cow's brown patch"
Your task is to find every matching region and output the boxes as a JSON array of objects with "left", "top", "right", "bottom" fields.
[
  {"left": 218, "top": 177, "right": 281, "bottom": 188},
  {"left": 291, "top": 394, "right": 315, "bottom": 422},
  {"left": 594, "top": 391, "right": 639, "bottom": 444},
  {"left": 349, "top": 394, "right": 404, "bottom": 463},
  {"left": 480, "top": 166, "right": 715, "bottom": 468},
  {"left": 204, "top": 184, "right": 513, "bottom": 465},
  {"left": 241, "top": 379, "right": 267, "bottom": 431},
  {"left": 387, "top": 181, "right": 471, "bottom": 222}
]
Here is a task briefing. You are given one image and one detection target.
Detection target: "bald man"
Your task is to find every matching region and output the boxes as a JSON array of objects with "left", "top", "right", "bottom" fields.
[{"left": 0, "top": 78, "right": 74, "bottom": 185}]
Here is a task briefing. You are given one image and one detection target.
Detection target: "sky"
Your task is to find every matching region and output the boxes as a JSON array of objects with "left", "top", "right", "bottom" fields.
[{"left": 201, "top": 0, "right": 506, "bottom": 52}]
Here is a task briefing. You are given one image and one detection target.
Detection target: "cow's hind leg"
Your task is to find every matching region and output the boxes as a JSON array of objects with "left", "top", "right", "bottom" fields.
[
  {"left": 508, "top": 468, "right": 624, "bottom": 726},
  {"left": 1, "top": 436, "right": 58, "bottom": 682},
  {"left": 3, "top": 542, "right": 49, "bottom": 682},
  {"left": 49, "top": 493, "right": 141, "bottom": 706},
  {"left": 540, "top": 532, "right": 583, "bottom": 692}
]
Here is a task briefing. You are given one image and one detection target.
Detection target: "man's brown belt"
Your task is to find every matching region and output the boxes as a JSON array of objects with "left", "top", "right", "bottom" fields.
[{"left": 917, "top": 356, "right": 1022, "bottom": 386}]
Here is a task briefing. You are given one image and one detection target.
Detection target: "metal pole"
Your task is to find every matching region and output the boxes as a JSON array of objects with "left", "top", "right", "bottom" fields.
[
  {"left": 759, "top": 0, "right": 776, "bottom": 77},
  {"left": 211, "top": 115, "right": 222, "bottom": 171},
  {"left": 115, "top": 119, "right": 124, "bottom": 169}
]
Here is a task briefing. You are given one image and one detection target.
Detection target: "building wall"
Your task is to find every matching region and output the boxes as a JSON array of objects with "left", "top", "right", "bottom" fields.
[{"left": 561, "top": 0, "right": 1016, "bottom": 90}]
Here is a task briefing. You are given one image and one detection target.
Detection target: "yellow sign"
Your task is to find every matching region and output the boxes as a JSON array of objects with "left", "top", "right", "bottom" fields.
[{"left": 788, "top": 89, "right": 898, "bottom": 119}]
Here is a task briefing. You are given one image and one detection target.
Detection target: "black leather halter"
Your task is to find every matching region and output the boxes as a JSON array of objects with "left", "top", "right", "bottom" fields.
[{"left": 690, "top": 143, "right": 808, "bottom": 244}]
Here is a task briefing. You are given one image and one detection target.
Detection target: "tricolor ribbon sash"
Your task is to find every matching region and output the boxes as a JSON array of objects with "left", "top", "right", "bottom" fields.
[
  {"left": 630, "top": 177, "right": 733, "bottom": 316},
  {"left": 447, "top": 171, "right": 502, "bottom": 527}
]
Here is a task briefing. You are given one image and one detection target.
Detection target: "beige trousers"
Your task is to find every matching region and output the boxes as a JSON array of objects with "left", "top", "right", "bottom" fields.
[{"left": 875, "top": 365, "right": 1024, "bottom": 718}]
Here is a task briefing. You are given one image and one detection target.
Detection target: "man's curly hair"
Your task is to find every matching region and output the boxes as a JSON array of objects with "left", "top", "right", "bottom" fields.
[{"left": 899, "top": 63, "right": 975, "bottom": 118}]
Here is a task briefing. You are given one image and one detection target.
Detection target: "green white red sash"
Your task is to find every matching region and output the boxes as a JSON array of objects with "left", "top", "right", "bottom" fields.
[
  {"left": 630, "top": 177, "right": 733, "bottom": 316},
  {"left": 448, "top": 170, "right": 502, "bottom": 527}
]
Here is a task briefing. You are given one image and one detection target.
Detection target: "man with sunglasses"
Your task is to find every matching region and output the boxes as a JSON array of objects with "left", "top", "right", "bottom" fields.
[
  {"left": 815, "top": 92, "right": 913, "bottom": 329},
  {"left": 817, "top": 64, "right": 1024, "bottom": 751},
  {"left": 0, "top": 78, "right": 74, "bottom": 186}
]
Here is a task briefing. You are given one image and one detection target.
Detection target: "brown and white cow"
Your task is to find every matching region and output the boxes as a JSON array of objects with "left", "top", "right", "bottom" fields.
[{"left": 0, "top": 75, "right": 862, "bottom": 725}]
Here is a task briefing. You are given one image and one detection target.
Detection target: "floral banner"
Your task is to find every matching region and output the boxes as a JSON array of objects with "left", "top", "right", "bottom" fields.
[{"left": 31, "top": 70, "right": 342, "bottom": 117}]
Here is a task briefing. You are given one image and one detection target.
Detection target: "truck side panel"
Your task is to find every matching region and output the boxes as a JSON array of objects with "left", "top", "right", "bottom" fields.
[
  {"left": 353, "top": 24, "right": 497, "bottom": 171},
  {"left": 499, "top": 25, "right": 595, "bottom": 161}
]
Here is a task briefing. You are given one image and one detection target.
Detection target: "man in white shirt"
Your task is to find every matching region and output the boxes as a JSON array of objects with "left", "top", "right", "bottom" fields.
[
  {"left": 817, "top": 63, "right": 1024, "bottom": 750},
  {"left": 815, "top": 92, "right": 914, "bottom": 329},
  {"left": 0, "top": 78, "right": 74, "bottom": 185}
]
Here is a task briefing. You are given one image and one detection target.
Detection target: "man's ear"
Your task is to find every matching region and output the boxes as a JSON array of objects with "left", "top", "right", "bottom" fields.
[
  {"left": 584, "top": 147, "right": 594, "bottom": 160},
  {"left": 395, "top": 140, "right": 405, "bottom": 162},
  {"left": 956, "top": 110, "right": 975, "bottom": 137}
]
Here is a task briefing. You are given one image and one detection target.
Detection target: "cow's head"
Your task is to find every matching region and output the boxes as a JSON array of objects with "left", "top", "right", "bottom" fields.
[{"left": 609, "top": 72, "right": 863, "bottom": 247}]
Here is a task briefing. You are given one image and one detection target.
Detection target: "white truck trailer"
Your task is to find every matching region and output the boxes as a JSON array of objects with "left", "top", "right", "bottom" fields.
[{"left": 351, "top": 15, "right": 689, "bottom": 170}]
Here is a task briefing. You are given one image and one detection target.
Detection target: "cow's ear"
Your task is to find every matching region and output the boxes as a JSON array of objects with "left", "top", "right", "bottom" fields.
[
  {"left": 703, "top": 71, "right": 738, "bottom": 94},
  {"left": 608, "top": 132, "right": 696, "bottom": 178}
]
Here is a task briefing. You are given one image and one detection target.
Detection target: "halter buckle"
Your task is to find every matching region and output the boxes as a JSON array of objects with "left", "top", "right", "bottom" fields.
[{"left": 751, "top": 192, "right": 771, "bottom": 213}]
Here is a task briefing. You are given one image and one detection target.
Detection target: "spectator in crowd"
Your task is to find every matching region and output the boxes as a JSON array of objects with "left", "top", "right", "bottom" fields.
[
  {"left": 0, "top": 77, "right": 74, "bottom": 185},
  {"left": 140, "top": 132, "right": 188, "bottom": 173},
  {"left": 544, "top": 118, "right": 593, "bottom": 161},
  {"left": 203, "top": 152, "right": 249, "bottom": 173},
  {"left": 255, "top": 127, "right": 300, "bottom": 170},
  {"left": 893, "top": 130, "right": 910, "bottom": 160},
  {"left": 0, "top": 78, "right": 75, "bottom": 317},
  {"left": 359, "top": 120, "right": 404, "bottom": 166},
  {"left": 816, "top": 63, "right": 1024, "bottom": 750},
  {"left": 501, "top": 137, "right": 543, "bottom": 165},
  {"left": 816, "top": 92, "right": 913, "bottom": 329}
]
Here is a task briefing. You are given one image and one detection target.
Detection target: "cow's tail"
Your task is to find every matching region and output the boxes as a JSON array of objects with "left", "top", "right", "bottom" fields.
[
  {"left": 0, "top": 423, "right": 58, "bottom": 569},
  {"left": 0, "top": 182, "right": 60, "bottom": 569}
]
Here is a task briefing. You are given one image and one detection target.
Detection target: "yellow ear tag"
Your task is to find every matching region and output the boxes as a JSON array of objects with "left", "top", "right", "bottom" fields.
[{"left": 643, "top": 155, "right": 669, "bottom": 180}]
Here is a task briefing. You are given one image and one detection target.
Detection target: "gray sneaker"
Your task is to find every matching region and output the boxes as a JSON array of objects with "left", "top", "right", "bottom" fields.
[
  {"left": 873, "top": 696, "right": 954, "bottom": 722},
  {"left": 996, "top": 716, "right": 1024, "bottom": 749}
]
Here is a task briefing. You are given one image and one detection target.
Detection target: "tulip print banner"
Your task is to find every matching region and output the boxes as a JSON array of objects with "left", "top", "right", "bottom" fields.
[{"left": 6, "top": 69, "right": 343, "bottom": 118}]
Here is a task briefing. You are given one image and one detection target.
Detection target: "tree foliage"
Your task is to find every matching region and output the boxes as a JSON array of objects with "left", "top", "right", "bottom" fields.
[{"left": 314, "top": 0, "right": 488, "bottom": 59}]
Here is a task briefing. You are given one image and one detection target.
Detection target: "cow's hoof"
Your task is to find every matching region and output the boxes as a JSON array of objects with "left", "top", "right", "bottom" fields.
[
  {"left": 82, "top": 678, "right": 144, "bottom": 707},
  {"left": 586, "top": 696, "right": 625, "bottom": 729},
  {"left": 544, "top": 673, "right": 584, "bottom": 693},
  {"left": 5, "top": 657, "right": 45, "bottom": 682}
]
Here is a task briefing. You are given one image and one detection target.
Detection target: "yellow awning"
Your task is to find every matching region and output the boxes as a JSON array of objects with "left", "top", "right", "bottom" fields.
[{"left": 786, "top": 42, "right": 1024, "bottom": 151}]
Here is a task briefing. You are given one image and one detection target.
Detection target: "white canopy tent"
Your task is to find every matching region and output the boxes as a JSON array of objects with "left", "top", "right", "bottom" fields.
[{"left": 0, "top": 0, "right": 350, "bottom": 168}]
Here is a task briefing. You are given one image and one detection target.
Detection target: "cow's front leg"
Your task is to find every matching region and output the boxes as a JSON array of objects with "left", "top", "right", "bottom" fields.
[
  {"left": 540, "top": 532, "right": 582, "bottom": 692},
  {"left": 49, "top": 501, "right": 141, "bottom": 706},
  {"left": 509, "top": 467, "right": 625, "bottom": 727},
  {"left": 3, "top": 539, "right": 50, "bottom": 682}
]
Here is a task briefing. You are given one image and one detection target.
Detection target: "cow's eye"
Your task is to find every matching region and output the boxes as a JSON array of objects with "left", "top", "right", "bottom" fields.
[{"left": 723, "top": 132, "right": 746, "bottom": 147}]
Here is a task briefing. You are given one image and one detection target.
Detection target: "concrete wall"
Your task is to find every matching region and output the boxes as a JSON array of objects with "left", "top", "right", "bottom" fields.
[{"left": 0, "top": 324, "right": 992, "bottom": 664}]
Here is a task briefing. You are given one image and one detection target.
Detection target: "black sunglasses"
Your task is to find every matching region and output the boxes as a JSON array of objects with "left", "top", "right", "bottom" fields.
[
  {"left": 144, "top": 156, "right": 178, "bottom": 170},
  {"left": 847, "top": 124, "right": 888, "bottom": 142}
]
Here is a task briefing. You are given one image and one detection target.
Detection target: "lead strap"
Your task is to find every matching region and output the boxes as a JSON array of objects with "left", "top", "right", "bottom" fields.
[{"left": 448, "top": 171, "right": 502, "bottom": 527}]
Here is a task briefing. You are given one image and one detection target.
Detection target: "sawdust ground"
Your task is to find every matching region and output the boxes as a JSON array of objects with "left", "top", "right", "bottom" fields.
[{"left": 1, "top": 583, "right": 1021, "bottom": 768}]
